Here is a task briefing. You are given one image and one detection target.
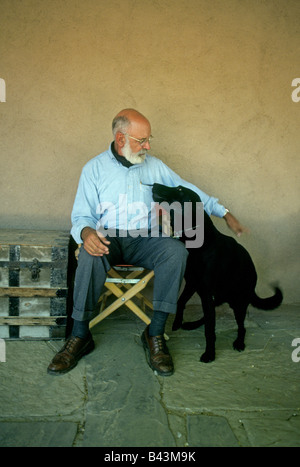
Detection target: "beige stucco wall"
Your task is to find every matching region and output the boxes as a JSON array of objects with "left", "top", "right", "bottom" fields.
[{"left": 0, "top": 0, "right": 299, "bottom": 303}]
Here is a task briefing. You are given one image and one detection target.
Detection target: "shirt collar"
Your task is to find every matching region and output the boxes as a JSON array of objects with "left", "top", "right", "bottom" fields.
[{"left": 110, "top": 142, "right": 133, "bottom": 168}]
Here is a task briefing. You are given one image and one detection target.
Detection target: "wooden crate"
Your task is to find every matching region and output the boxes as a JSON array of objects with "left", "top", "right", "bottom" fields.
[{"left": 0, "top": 229, "right": 71, "bottom": 339}]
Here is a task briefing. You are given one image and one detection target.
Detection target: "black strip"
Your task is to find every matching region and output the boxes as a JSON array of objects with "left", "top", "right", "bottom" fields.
[
  {"left": 9, "top": 326, "right": 19, "bottom": 338},
  {"left": 50, "top": 268, "right": 67, "bottom": 288},
  {"left": 51, "top": 246, "right": 68, "bottom": 261},
  {"left": 9, "top": 269, "right": 19, "bottom": 286},
  {"left": 9, "top": 245, "right": 20, "bottom": 262},
  {"left": 8, "top": 245, "right": 20, "bottom": 287},
  {"left": 50, "top": 323, "right": 67, "bottom": 338},
  {"left": 8, "top": 283, "right": 20, "bottom": 339},
  {"left": 9, "top": 295, "right": 20, "bottom": 339},
  {"left": 50, "top": 297, "right": 67, "bottom": 316},
  {"left": 9, "top": 297, "right": 19, "bottom": 316}
]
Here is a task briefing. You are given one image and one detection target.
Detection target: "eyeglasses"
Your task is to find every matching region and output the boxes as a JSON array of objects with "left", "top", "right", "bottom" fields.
[{"left": 124, "top": 133, "right": 153, "bottom": 146}]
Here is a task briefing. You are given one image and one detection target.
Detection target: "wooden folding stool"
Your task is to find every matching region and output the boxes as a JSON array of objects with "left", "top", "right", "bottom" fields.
[
  {"left": 75, "top": 245, "right": 154, "bottom": 329},
  {"left": 89, "top": 265, "right": 154, "bottom": 329}
]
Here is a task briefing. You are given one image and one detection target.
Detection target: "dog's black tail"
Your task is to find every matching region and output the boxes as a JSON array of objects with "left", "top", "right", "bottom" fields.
[
  {"left": 181, "top": 317, "right": 205, "bottom": 330},
  {"left": 250, "top": 286, "right": 283, "bottom": 310}
]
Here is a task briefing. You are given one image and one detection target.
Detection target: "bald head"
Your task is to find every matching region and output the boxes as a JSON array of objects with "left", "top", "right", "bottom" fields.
[
  {"left": 112, "top": 109, "right": 152, "bottom": 161},
  {"left": 112, "top": 109, "right": 151, "bottom": 137}
]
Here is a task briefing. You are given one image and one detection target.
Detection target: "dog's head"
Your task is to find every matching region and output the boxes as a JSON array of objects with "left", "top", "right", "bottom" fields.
[
  {"left": 152, "top": 183, "right": 204, "bottom": 245},
  {"left": 152, "top": 183, "right": 201, "bottom": 205}
]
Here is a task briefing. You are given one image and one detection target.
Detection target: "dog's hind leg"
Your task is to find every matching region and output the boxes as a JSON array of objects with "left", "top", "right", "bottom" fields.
[
  {"left": 200, "top": 294, "right": 216, "bottom": 363},
  {"left": 172, "top": 282, "right": 196, "bottom": 331},
  {"left": 232, "top": 305, "right": 248, "bottom": 352}
]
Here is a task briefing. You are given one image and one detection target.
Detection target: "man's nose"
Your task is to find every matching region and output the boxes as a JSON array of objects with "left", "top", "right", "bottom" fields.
[{"left": 143, "top": 141, "right": 151, "bottom": 150}]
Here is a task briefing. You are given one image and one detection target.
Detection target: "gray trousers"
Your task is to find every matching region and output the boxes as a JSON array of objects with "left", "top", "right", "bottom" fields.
[{"left": 72, "top": 233, "right": 188, "bottom": 322}]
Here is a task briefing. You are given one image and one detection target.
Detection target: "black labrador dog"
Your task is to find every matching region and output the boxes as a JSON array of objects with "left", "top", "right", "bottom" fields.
[{"left": 152, "top": 183, "right": 283, "bottom": 363}]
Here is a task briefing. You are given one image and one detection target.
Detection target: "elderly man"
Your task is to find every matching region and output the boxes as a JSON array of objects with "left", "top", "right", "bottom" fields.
[{"left": 47, "top": 109, "right": 246, "bottom": 377}]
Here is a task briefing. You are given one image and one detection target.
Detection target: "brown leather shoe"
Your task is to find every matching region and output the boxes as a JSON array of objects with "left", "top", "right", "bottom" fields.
[
  {"left": 47, "top": 334, "right": 95, "bottom": 375},
  {"left": 141, "top": 326, "right": 174, "bottom": 376}
]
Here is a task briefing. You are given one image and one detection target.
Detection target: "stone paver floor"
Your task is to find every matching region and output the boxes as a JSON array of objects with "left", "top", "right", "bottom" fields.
[{"left": 0, "top": 303, "right": 299, "bottom": 447}]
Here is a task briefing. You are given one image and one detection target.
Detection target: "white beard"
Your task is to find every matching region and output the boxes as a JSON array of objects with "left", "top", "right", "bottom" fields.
[{"left": 122, "top": 138, "right": 146, "bottom": 164}]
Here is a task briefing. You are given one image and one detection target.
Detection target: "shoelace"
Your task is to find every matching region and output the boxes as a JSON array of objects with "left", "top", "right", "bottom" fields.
[
  {"left": 64, "top": 336, "right": 80, "bottom": 354},
  {"left": 152, "top": 335, "right": 167, "bottom": 354}
]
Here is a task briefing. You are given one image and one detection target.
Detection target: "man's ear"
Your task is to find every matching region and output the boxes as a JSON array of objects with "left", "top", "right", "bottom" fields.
[{"left": 115, "top": 131, "right": 126, "bottom": 148}]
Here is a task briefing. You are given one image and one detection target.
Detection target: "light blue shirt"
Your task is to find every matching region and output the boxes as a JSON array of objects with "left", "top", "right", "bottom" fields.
[{"left": 71, "top": 144, "right": 227, "bottom": 243}]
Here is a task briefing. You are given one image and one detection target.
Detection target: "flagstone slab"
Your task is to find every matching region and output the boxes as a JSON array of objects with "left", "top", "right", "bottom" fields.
[
  {"left": 161, "top": 331, "right": 300, "bottom": 413},
  {"left": 81, "top": 329, "right": 176, "bottom": 447},
  {"left": 0, "top": 421, "right": 78, "bottom": 447},
  {"left": 240, "top": 414, "right": 300, "bottom": 447},
  {"left": 0, "top": 341, "right": 86, "bottom": 419},
  {"left": 187, "top": 414, "right": 239, "bottom": 447}
]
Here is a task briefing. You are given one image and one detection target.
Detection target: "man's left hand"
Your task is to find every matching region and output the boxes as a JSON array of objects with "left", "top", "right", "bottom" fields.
[{"left": 224, "top": 212, "right": 249, "bottom": 237}]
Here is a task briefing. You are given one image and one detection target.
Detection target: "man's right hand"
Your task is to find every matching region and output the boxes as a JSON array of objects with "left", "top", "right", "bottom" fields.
[{"left": 81, "top": 227, "right": 110, "bottom": 256}]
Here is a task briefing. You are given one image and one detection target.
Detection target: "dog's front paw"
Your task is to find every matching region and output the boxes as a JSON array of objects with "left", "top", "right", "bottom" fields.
[
  {"left": 233, "top": 339, "right": 245, "bottom": 352},
  {"left": 200, "top": 351, "right": 215, "bottom": 363}
]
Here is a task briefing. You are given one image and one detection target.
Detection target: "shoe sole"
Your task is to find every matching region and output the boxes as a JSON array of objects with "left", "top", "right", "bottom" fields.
[
  {"left": 141, "top": 332, "right": 174, "bottom": 377},
  {"left": 47, "top": 339, "right": 95, "bottom": 376}
]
